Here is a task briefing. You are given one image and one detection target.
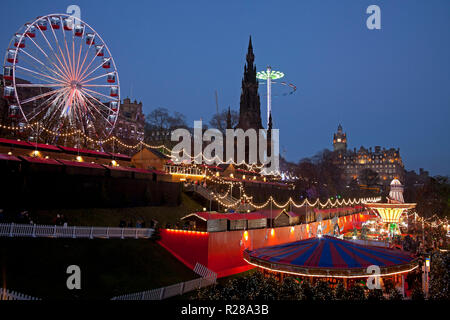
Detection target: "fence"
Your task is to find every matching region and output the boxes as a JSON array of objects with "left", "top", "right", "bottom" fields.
[
  {"left": 111, "top": 263, "right": 217, "bottom": 300},
  {"left": 194, "top": 262, "right": 217, "bottom": 282},
  {"left": 0, "top": 288, "right": 41, "bottom": 300},
  {"left": 0, "top": 223, "right": 154, "bottom": 240}
]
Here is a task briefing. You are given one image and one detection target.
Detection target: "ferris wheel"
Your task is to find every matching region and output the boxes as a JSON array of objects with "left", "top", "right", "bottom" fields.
[{"left": 2, "top": 14, "right": 120, "bottom": 142}]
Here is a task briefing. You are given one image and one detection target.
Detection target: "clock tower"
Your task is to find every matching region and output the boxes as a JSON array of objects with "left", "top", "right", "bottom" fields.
[{"left": 333, "top": 124, "right": 347, "bottom": 152}]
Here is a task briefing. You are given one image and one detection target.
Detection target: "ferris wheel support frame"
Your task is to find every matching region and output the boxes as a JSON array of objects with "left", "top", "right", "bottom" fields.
[{"left": 3, "top": 13, "right": 121, "bottom": 141}]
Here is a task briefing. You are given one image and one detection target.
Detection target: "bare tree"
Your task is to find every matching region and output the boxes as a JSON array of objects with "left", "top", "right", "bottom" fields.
[
  {"left": 209, "top": 108, "right": 239, "bottom": 133},
  {"left": 145, "top": 107, "right": 187, "bottom": 130}
]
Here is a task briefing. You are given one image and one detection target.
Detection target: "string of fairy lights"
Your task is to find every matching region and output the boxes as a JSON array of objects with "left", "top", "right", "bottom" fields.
[
  {"left": 405, "top": 212, "right": 449, "bottom": 229},
  {"left": 3, "top": 123, "right": 447, "bottom": 229},
  {"left": 0, "top": 121, "right": 171, "bottom": 150},
  {"left": 0, "top": 121, "right": 275, "bottom": 171},
  {"left": 198, "top": 165, "right": 381, "bottom": 209}
]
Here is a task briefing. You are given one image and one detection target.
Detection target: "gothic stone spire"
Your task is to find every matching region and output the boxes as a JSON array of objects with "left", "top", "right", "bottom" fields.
[
  {"left": 236, "top": 36, "right": 263, "bottom": 130},
  {"left": 226, "top": 106, "right": 232, "bottom": 129}
]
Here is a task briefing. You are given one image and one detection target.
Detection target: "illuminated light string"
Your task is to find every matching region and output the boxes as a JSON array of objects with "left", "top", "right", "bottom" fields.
[
  {"left": 171, "top": 149, "right": 267, "bottom": 170},
  {"left": 2, "top": 122, "right": 302, "bottom": 172},
  {"left": 243, "top": 257, "right": 419, "bottom": 279},
  {"left": 1, "top": 121, "right": 172, "bottom": 151},
  {"left": 3, "top": 122, "right": 289, "bottom": 170},
  {"left": 209, "top": 188, "right": 380, "bottom": 210},
  {"left": 405, "top": 212, "right": 449, "bottom": 228},
  {"left": 199, "top": 165, "right": 380, "bottom": 209},
  {"left": 201, "top": 166, "right": 296, "bottom": 191}
]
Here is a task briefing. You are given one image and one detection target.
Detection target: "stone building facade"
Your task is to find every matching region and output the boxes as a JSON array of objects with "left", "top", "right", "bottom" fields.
[
  {"left": 332, "top": 125, "right": 405, "bottom": 184},
  {"left": 114, "top": 98, "right": 145, "bottom": 142}
]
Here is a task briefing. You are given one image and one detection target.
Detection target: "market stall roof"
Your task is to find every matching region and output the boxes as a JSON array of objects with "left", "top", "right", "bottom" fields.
[
  {"left": 102, "top": 165, "right": 163, "bottom": 175},
  {"left": 57, "top": 159, "right": 106, "bottom": 169},
  {"left": 0, "top": 138, "right": 33, "bottom": 148},
  {"left": 182, "top": 212, "right": 266, "bottom": 221},
  {"left": 58, "top": 146, "right": 111, "bottom": 158},
  {"left": 108, "top": 152, "right": 132, "bottom": 161},
  {"left": 0, "top": 153, "right": 21, "bottom": 161},
  {"left": 20, "top": 156, "right": 62, "bottom": 165},
  {"left": 257, "top": 209, "right": 299, "bottom": 219},
  {"left": 365, "top": 203, "right": 416, "bottom": 210},
  {"left": 244, "top": 236, "right": 417, "bottom": 278},
  {"left": 27, "top": 142, "right": 61, "bottom": 152}
]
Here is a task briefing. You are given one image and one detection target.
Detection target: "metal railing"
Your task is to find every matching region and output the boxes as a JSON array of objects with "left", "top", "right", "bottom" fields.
[
  {"left": 111, "top": 263, "right": 216, "bottom": 300},
  {"left": 0, "top": 288, "right": 41, "bottom": 300},
  {"left": 0, "top": 223, "right": 154, "bottom": 239}
]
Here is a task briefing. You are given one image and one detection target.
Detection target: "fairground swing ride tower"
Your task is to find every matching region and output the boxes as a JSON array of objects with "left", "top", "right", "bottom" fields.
[
  {"left": 365, "top": 179, "right": 416, "bottom": 238},
  {"left": 256, "top": 66, "right": 284, "bottom": 127}
]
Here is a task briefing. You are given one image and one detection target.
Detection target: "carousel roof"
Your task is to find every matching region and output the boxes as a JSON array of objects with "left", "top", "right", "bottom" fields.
[
  {"left": 365, "top": 203, "right": 416, "bottom": 209},
  {"left": 243, "top": 236, "right": 417, "bottom": 277}
]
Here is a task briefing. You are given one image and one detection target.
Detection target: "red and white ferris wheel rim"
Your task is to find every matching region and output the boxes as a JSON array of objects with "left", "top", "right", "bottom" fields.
[{"left": 3, "top": 13, "right": 120, "bottom": 141}]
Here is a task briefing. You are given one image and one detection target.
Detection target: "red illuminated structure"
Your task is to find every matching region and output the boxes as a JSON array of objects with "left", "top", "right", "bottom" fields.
[{"left": 159, "top": 211, "right": 374, "bottom": 278}]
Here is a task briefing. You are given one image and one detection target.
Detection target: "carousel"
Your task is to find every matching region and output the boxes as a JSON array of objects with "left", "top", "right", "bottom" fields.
[{"left": 243, "top": 235, "right": 418, "bottom": 289}]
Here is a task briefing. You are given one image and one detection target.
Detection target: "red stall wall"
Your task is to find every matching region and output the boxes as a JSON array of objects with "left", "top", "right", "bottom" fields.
[
  {"left": 159, "top": 212, "right": 375, "bottom": 278},
  {"left": 158, "top": 229, "right": 209, "bottom": 270}
]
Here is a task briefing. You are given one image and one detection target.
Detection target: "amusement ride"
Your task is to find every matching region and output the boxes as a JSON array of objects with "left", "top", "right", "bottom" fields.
[{"left": 2, "top": 14, "right": 120, "bottom": 145}]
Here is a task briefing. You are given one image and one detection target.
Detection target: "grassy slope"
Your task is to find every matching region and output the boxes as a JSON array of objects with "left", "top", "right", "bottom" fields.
[
  {"left": 0, "top": 237, "right": 197, "bottom": 300},
  {"left": 32, "top": 192, "right": 202, "bottom": 227},
  {"left": 0, "top": 192, "right": 204, "bottom": 299}
]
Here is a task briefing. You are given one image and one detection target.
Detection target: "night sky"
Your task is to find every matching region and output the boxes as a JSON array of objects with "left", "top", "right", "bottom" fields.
[{"left": 2, "top": 0, "right": 449, "bottom": 175}]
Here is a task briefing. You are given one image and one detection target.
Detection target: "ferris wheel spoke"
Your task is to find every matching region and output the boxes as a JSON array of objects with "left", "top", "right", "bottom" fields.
[
  {"left": 74, "top": 91, "right": 99, "bottom": 129},
  {"left": 80, "top": 91, "right": 112, "bottom": 123},
  {"left": 36, "top": 24, "right": 69, "bottom": 76},
  {"left": 79, "top": 62, "right": 108, "bottom": 84},
  {"left": 28, "top": 89, "right": 69, "bottom": 122},
  {"left": 27, "top": 35, "right": 52, "bottom": 61},
  {"left": 29, "top": 94, "right": 68, "bottom": 128},
  {"left": 75, "top": 36, "right": 84, "bottom": 81},
  {"left": 76, "top": 39, "right": 95, "bottom": 80},
  {"left": 82, "top": 87, "right": 117, "bottom": 102},
  {"left": 82, "top": 84, "right": 114, "bottom": 88},
  {"left": 19, "top": 48, "right": 68, "bottom": 83},
  {"left": 15, "top": 65, "right": 65, "bottom": 84},
  {"left": 80, "top": 88, "right": 114, "bottom": 115},
  {"left": 31, "top": 28, "right": 72, "bottom": 84},
  {"left": 72, "top": 31, "right": 76, "bottom": 82},
  {"left": 77, "top": 52, "right": 99, "bottom": 81},
  {"left": 60, "top": 20, "right": 75, "bottom": 79},
  {"left": 48, "top": 17, "right": 74, "bottom": 80},
  {"left": 16, "top": 83, "right": 65, "bottom": 88},
  {"left": 19, "top": 49, "right": 68, "bottom": 83},
  {"left": 20, "top": 88, "right": 66, "bottom": 105},
  {"left": 80, "top": 73, "right": 108, "bottom": 84}
]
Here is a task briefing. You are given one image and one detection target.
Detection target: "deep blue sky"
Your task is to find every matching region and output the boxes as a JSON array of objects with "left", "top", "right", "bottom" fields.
[{"left": 2, "top": 1, "right": 450, "bottom": 175}]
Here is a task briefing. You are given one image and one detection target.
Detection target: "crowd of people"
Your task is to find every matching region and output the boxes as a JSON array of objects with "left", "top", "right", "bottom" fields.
[
  {"left": 0, "top": 209, "right": 36, "bottom": 225},
  {"left": 118, "top": 218, "right": 158, "bottom": 229},
  {"left": 403, "top": 223, "right": 448, "bottom": 254}
]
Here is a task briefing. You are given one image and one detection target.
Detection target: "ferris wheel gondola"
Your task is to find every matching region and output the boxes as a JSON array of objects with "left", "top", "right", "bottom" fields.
[{"left": 2, "top": 13, "right": 120, "bottom": 142}]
